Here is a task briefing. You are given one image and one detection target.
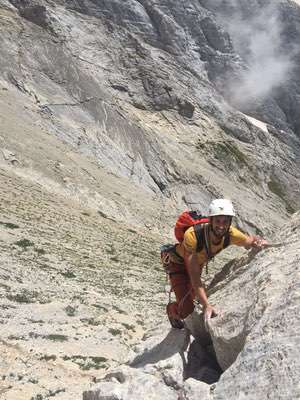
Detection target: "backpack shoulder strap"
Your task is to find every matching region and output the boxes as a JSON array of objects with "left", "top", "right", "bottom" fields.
[
  {"left": 194, "top": 223, "right": 204, "bottom": 253},
  {"left": 223, "top": 231, "right": 230, "bottom": 249},
  {"left": 194, "top": 223, "right": 211, "bottom": 257}
]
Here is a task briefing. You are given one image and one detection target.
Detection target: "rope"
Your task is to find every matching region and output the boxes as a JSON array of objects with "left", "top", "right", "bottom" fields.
[{"left": 177, "top": 287, "right": 193, "bottom": 318}]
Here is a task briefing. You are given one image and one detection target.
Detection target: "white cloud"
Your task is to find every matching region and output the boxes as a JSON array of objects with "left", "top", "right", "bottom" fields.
[{"left": 218, "top": 2, "right": 294, "bottom": 106}]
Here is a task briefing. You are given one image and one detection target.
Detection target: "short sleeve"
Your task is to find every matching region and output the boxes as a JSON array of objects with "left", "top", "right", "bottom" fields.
[
  {"left": 230, "top": 226, "right": 249, "bottom": 246},
  {"left": 183, "top": 226, "right": 198, "bottom": 253}
]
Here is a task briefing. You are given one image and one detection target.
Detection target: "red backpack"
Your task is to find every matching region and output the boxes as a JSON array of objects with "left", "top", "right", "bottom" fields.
[{"left": 175, "top": 211, "right": 209, "bottom": 242}]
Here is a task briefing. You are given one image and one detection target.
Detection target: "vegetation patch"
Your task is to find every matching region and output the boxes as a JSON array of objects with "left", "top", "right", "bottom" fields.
[
  {"left": 0, "top": 221, "right": 19, "bottom": 229},
  {"left": 63, "top": 355, "right": 107, "bottom": 370},
  {"left": 97, "top": 210, "right": 108, "bottom": 219},
  {"left": 8, "top": 334, "right": 26, "bottom": 340},
  {"left": 65, "top": 305, "right": 77, "bottom": 317},
  {"left": 30, "top": 390, "right": 66, "bottom": 400},
  {"left": 39, "top": 354, "right": 57, "bottom": 361},
  {"left": 29, "top": 332, "right": 68, "bottom": 342},
  {"left": 60, "top": 271, "right": 76, "bottom": 279},
  {"left": 29, "top": 332, "right": 43, "bottom": 339},
  {"left": 80, "top": 317, "right": 101, "bottom": 326},
  {"left": 196, "top": 140, "right": 252, "bottom": 167},
  {"left": 108, "top": 328, "right": 121, "bottom": 336},
  {"left": 28, "top": 377, "right": 39, "bottom": 384},
  {"left": 14, "top": 238, "right": 34, "bottom": 249},
  {"left": 28, "top": 319, "right": 44, "bottom": 323},
  {"left": 31, "top": 394, "right": 43, "bottom": 400},
  {"left": 112, "top": 305, "right": 126, "bottom": 314},
  {"left": 209, "top": 141, "right": 247, "bottom": 165},
  {"left": 48, "top": 388, "right": 66, "bottom": 397},
  {"left": 92, "top": 304, "right": 108, "bottom": 312},
  {"left": 127, "top": 228, "right": 137, "bottom": 234},
  {"left": 45, "top": 334, "right": 68, "bottom": 342},
  {"left": 197, "top": 140, "right": 261, "bottom": 182},
  {"left": 7, "top": 289, "right": 38, "bottom": 303},
  {"left": 0, "top": 303, "right": 16, "bottom": 309},
  {"left": 122, "top": 323, "right": 135, "bottom": 331}
]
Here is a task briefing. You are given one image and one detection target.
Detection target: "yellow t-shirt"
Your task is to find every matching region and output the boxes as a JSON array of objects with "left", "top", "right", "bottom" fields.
[{"left": 176, "top": 224, "right": 248, "bottom": 266}]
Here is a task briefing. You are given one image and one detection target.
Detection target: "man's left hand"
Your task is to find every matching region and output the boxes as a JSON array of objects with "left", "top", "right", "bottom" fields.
[{"left": 252, "top": 236, "right": 268, "bottom": 249}]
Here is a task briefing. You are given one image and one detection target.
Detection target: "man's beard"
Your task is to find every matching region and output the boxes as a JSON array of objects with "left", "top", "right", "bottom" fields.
[{"left": 212, "top": 226, "right": 228, "bottom": 238}]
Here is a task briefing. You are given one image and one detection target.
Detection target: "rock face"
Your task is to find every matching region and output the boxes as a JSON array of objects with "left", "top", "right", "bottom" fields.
[
  {"left": 208, "top": 212, "right": 300, "bottom": 399},
  {"left": 84, "top": 213, "right": 300, "bottom": 400}
]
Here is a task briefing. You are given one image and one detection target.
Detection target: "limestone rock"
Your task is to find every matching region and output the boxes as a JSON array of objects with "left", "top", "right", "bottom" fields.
[
  {"left": 182, "top": 378, "right": 211, "bottom": 400},
  {"left": 129, "top": 328, "right": 189, "bottom": 389},
  {"left": 83, "top": 365, "right": 178, "bottom": 400}
]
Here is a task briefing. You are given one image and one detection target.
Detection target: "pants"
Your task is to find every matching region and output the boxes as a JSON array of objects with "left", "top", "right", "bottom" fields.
[{"left": 168, "top": 261, "right": 195, "bottom": 319}]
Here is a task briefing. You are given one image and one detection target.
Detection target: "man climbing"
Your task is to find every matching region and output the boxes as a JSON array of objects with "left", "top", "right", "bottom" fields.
[{"left": 165, "top": 199, "right": 268, "bottom": 329}]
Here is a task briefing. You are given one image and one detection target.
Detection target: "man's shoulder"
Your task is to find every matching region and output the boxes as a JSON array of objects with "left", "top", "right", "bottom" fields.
[
  {"left": 183, "top": 225, "right": 196, "bottom": 241},
  {"left": 183, "top": 225, "right": 198, "bottom": 252},
  {"left": 229, "top": 225, "right": 244, "bottom": 235},
  {"left": 229, "top": 225, "right": 248, "bottom": 244}
]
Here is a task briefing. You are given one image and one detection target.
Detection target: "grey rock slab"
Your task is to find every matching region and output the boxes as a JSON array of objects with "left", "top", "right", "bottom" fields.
[
  {"left": 129, "top": 328, "right": 190, "bottom": 388},
  {"left": 129, "top": 328, "right": 189, "bottom": 367},
  {"left": 184, "top": 309, "right": 212, "bottom": 346},
  {"left": 182, "top": 378, "right": 211, "bottom": 400},
  {"left": 83, "top": 365, "right": 178, "bottom": 400}
]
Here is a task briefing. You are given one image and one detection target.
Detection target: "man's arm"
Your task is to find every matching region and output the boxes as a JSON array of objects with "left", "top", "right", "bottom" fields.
[{"left": 185, "top": 252, "right": 217, "bottom": 320}]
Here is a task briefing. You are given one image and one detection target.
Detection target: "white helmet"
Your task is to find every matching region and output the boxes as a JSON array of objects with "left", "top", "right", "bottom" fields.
[{"left": 208, "top": 199, "right": 235, "bottom": 217}]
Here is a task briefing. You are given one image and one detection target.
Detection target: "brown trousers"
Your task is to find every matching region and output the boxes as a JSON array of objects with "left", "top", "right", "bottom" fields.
[{"left": 168, "top": 261, "right": 195, "bottom": 319}]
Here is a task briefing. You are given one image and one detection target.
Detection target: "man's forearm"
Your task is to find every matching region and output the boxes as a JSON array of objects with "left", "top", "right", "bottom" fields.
[
  {"left": 186, "top": 253, "right": 209, "bottom": 307},
  {"left": 195, "top": 285, "right": 209, "bottom": 308}
]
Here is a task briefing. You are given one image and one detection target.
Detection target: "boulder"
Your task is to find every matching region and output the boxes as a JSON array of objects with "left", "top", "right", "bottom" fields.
[
  {"left": 83, "top": 365, "right": 178, "bottom": 400},
  {"left": 208, "top": 212, "right": 300, "bottom": 399}
]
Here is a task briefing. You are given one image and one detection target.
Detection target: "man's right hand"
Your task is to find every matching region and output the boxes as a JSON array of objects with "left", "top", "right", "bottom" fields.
[{"left": 203, "top": 304, "right": 218, "bottom": 330}]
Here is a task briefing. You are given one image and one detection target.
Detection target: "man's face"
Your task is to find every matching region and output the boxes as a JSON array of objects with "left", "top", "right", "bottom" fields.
[{"left": 211, "top": 215, "right": 231, "bottom": 238}]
